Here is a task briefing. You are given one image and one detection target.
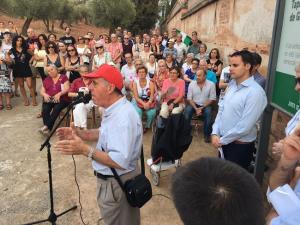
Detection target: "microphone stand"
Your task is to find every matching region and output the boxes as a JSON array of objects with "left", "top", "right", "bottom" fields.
[{"left": 23, "top": 101, "right": 79, "bottom": 225}]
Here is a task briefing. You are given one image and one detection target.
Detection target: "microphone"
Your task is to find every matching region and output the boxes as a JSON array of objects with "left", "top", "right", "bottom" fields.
[{"left": 71, "top": 92, "right": 92, "bottom": 105}]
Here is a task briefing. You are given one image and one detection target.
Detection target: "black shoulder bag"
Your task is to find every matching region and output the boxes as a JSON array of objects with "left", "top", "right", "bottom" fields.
[{"left": 107, "top": 146, "right": 152, "bottom": 208}]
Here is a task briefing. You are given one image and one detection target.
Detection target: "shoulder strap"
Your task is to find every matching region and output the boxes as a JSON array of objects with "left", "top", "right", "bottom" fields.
[{"left": 101, "top": 145, "right": 145, "bottom": 190}]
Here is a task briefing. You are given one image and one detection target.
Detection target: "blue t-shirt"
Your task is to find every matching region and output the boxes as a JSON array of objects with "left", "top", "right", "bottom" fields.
[
  {"left": 206, "top": 70, "right": 217, "bottom": 84},
  {"left": 185, "top": 68, "right": 197, "bottom": 96}
]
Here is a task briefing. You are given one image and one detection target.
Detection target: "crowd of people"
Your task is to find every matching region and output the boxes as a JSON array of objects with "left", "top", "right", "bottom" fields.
[{"left": 1, "top": 20, "right": 299, "bottom": 225}]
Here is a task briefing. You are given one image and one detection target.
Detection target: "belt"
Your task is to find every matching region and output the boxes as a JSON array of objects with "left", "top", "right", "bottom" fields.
[
  {"left": 94, "top": 171, "right": 114, "bottom": 180},
  {"left": 233, "top": 140, "right": 253, "bottom": 144}
]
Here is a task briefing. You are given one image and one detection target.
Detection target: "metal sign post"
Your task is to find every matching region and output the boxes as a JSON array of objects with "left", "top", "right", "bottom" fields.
[{"left": 254, "top": 0, "right": 285, "bottom": 184}]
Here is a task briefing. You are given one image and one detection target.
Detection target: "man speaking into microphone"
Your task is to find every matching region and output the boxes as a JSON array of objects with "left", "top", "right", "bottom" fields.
[{"left": 55, "top": 64, "right": 142, "bottom": 225}]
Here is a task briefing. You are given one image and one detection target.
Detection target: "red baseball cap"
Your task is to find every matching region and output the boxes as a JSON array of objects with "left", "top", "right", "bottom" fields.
[{"left": 83, "top": 64, "right": 123, "bottom": 90}]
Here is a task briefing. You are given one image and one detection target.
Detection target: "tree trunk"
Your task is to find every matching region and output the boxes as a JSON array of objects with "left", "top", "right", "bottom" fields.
[
  {"left": 60, "top": 19, "right": 65, "bottom": 29},
  {"left": 51, "top": 20, "right": 55, "bottom": 32},
  {"left": 21, "top": 17, "right": 33, "bottom": 36},
  {"left": 43, "top": 19, "right": 50, "bottom": 32}
]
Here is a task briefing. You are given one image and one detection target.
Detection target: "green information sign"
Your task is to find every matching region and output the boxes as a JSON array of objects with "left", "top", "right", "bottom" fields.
[{"left": 272, "top": 0, "right": 300, "bottom": 115}]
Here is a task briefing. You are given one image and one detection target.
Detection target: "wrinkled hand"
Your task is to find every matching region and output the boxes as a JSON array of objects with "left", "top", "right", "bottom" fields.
[
  {"left": 56, "top": 123, "right": 77, "bottom": 141},
  {"left": 54, "top": 128, "right": 87, "bottom": 155},
  {"left": 196, "top": 107, "right": 203, "bottom": 116},
  {"left": 282, "top": 134, "right": 300, "bottom": 161},
  {"left": 272, "top": 140, "right": 284, "bottom": 157},
  {"left": 211, "top": 135, "right": 221, "bottom": 148},
  {"left": 53, "top": 93, "right": 61, "bottom": 103},
  {"left": 43, "top": 94, "right": 51, "bottom": 102}
]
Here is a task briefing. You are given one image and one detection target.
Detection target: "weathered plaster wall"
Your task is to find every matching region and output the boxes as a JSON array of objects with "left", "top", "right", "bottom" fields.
[{"left": 166, "top": 0, "right": 276, "bottom": 75}]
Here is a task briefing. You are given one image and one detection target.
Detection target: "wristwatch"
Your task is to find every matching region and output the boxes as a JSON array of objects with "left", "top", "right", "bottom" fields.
[{"left": 88, "top": 147, "right": 96, "bottom": 161}]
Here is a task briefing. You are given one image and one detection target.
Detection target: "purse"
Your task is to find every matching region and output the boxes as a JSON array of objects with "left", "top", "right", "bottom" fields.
[{"left": 106, "top": 146, "right": 152, "bottom": 208}]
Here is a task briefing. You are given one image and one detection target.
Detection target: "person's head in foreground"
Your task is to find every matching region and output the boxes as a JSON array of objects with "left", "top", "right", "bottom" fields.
[
  {"left": 171, "top": 157, "right": 265, "bottom": 225},
  {"left": 83, "top": 64, "right": 123, "bottom": 108}
]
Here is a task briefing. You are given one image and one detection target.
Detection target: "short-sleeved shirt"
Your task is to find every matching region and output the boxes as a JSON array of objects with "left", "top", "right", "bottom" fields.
[
  {"left": 43, "top": 74, "right": 69, "bottom": 102},
  {"left": 59, "top": 36, "right": 76, "bottom": 46},
  {"left": 69, "top": 78, "right": 85, "bottom": 93},
  {"left": 121, "top": 64, "right": 137, "bottom": 83},
  {"left": 107, "top": 42, "right": 123, "bottom": 63},
  {"left": 207, "top": 59, "right": 223, "bottom": 74},
  {"left": 187, "top": 80, "right": 216, "bottom": 105},
  {"left": 153, "top": 70, "right": 169, "bottom": 91},
  {"left": 93, "top": 97, "right": 142, "bottom": 175},
  {"left": 162, "top": 78, "right": 185, "bottom": 103}
]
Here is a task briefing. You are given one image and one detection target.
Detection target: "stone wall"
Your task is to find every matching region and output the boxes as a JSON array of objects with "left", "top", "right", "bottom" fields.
[
  {"left": 165, "top": 0, "right": 276, "bottom": 75},
  {"left": 165, "top": 0, "right": 291, "bottom": 144}
]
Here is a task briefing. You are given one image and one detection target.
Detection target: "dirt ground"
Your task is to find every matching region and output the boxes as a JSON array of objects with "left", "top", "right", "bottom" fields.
[{"left": 0, "top": 79, "right": 216, "bottom": 225}]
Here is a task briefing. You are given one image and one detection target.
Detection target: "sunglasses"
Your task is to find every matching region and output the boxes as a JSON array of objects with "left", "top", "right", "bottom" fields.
[
  {"left": 68, "top": 49, "right": 75, "bottom": 52},
  {"left": 295, "top": 77, "right": 300, "bottom": 84},
  {"left": 96, "top": 46, "right": 104, "bottom": 49},
  {"left": 48, "top": 46, "right": 54, "bottom": 49}
]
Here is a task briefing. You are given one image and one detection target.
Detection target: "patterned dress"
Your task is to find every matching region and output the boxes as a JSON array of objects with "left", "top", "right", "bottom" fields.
[{"left": 0, "top": 53, "right": 12, "bottom": 93}]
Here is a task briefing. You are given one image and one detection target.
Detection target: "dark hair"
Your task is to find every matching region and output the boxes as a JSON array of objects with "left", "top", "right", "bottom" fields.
[
  {"left": 172, "top": 157, "right": 265, "bottom": 225},
  {"left": 12, "top": 35, "right": 27, "bottom": 50},
  {"left": 149, "top": 53, "right": 156, "bottom": 59},
  {"left": 0, "top": 39, "right": 2, "bottom": 47},
  {"left": 136, "top": 65, "right": 148, "bottom": 74},
  {"left": 252, "top": 52, "right": 262, "bottom": 66},
  {"left": 192, "top": 58, "right": 200, "bottom": 64},
  {"left": 231, "top": 50, "right": 255, "bottom": 71},
  {"left": 66, "top": 44, "right": 78, "bottom": 57},
  {"left": 169, "top": 66, "right": 181, "bottom": 77},
  {"left": 45, "top": 41, "right": 58, "bottom": 54},
  {"left": 65, "top": 26, "right": 71, "bottom": 31},
  {"left": 48, "top": 33, "right": 56, "bottom": 40},
  {"left": 37, "top": 34, "right": 48, "bottom": 50},
  {"left": 209, "top": 48, "right": 221, "bottom": 59},
  {"left": 200, "top": 43, "right": 207, "bottom": 51}
]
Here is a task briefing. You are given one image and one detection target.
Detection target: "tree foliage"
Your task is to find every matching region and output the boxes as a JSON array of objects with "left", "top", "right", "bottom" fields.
[
  {"left": 128, "top": 0, "right": 160, "bottom": 35},
  {"left": 88, "top": 0, "right": 136, "bottom": 33}
]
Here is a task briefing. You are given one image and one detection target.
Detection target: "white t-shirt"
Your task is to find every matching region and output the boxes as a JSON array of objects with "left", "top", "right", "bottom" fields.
[
  {"left": 93, "top": 52, "right": 112, "bottom": 68},
  {"left": 182, "top": 62, "right": 191, "bottom": 74},
  {"left": 220, "top": 66, "right": 231, "bottom": 82},
  {"left": 121, "top": 64, "right": 137, "bottom": 83},
  {"left": 174, "top": 42, "right": 187, "bottom": 63},
  {"left": 146, "top": 62, "right": 157, "bottom": 77}
]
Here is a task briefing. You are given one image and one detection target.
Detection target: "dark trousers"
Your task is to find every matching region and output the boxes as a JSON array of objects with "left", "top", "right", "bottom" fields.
[
  {"left": 42, "top": 101, "right": 69, "bottom": 130},
  {"left": 36, "top": 67, "right": 46, "bottom": 80},
  {"left": 184, "top": 105, "right": 212, "bottom": 138},
  {"left": 221, "top": 142, "right": 255, "bottom": 171}
]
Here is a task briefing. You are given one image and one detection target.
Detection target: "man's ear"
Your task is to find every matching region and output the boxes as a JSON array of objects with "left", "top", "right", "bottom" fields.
[{"left": 245, "top": 63, "right": 251, "bottom": 71}]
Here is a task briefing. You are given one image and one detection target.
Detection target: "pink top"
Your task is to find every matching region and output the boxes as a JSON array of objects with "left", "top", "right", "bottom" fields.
[
  {"left": 162, "top": 78, "right": 185, "bottom": 103},
  {"left": 107, "top": 42, "right": 123, "bottom": 63},
  {"left": 43, "top": 74, "right": 69, "bottom": 102},
  {"left": 69, "top": 78, "right": 86, "bottom": 93}
]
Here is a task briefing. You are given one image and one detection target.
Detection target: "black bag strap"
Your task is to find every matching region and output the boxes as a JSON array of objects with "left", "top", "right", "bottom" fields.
[{"left": 101, "top": 145, "right": 145, "bottom": 191}]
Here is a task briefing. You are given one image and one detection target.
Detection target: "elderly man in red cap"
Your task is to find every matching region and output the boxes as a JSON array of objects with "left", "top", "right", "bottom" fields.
[{"left": 54, "top": 64, "right": 142, "bottom": 225}]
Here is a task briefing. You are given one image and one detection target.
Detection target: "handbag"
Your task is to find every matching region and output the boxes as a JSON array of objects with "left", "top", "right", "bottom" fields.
[{"left": 105, "top": 146, "right": 152, "bottom": 208}]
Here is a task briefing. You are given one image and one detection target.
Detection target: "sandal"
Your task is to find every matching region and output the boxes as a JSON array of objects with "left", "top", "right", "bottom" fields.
[
  {"left": 32, "top": 101, "right": 38, "bottom": 106},
  {"left": 24, "top": 100, "right": 30, "bottom": 106},
  {"left": 0, "top": 105, "right": 3, "bottom": 110},
  {"left": 6, "top": 104, "right": 12, "bottom": 110}
]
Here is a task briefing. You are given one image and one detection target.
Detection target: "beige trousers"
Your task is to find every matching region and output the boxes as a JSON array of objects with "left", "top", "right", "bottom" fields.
[{"left": 96, "top": 170, "right": 140, "bottom": 225}]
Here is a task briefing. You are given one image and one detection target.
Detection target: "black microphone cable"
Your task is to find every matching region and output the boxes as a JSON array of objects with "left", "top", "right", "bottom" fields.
[{"left": 72, "top": 155, "right": 88, "bottom": 225}]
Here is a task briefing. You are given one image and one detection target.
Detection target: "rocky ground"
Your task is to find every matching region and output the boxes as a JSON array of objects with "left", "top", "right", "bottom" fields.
[{"left": 0, "top": 79, "right": 216, "bottom": 225}]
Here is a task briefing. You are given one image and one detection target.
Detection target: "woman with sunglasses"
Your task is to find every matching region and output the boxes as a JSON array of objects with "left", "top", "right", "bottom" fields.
[
  {"left": 77, "top": 36, "right": 91, "bottom": 65},
  {"left": 65, "top": 45, "right": 83, "bottom": 83},
  {"left": 92, "top": 42, "right": 111, "bottom": 71},
  {"left": 44, "top": 41, "right": 65, "bottom": 74},
  {"left": 33, "top": 34, "right": 48, "bottom": 80},
  {"left": 6, "top": 35, "right": 37, "bottom": 106}
]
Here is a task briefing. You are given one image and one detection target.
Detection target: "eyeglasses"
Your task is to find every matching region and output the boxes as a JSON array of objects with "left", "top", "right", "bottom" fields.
[
  {"left": 68, "top": 49, "right": 75, "bottom": 52},
  {"left": 96, "top": 46, "right": 104, "bottom": 49},
  {"left": 295, "top": 77, "right": 300, "bottom": 84},
  {"left": 192, "top": 62, "right": 199, "bottom": 65},
  {"left": 48, "top": 46, "right": 54, "bottom": 49}
]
